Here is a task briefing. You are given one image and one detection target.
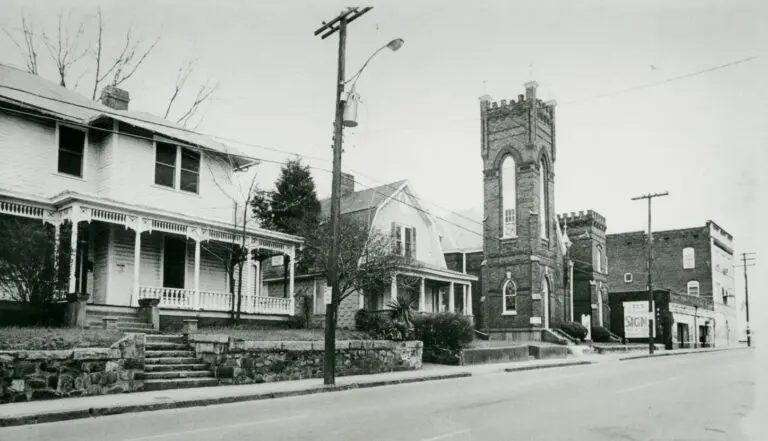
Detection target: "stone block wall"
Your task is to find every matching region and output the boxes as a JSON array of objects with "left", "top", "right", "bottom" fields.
[
  {"left": 0, "top": 333, "right": 145, "bottom": 403},
  {"left": 187, "top": 334, "right": 422, "bottom": 385}
]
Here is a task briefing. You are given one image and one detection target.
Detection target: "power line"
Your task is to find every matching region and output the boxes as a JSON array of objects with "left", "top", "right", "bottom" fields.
[{"left": 0, "top": 102, "right": 486, "bottom": 239}]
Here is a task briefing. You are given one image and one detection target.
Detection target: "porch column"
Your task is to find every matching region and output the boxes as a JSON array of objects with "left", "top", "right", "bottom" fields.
[
  {"left": 568, "top": 260, "right": 575, "bottom": 322},
  {"left": 358, "top": 289, "right": 365, "bottom": 310},
  {"left": 68, "top": 221, "right": 78, "bottom": 293},
  {"left": 467, "top": 283, "right": 473, "bottom": 316},
  {"left": 193, "top": 238, "right": 201, "bottom": 310},
  {"left": 53, "top": 223, "right": 61, "bottom": 267},
  {"left": 418, "top": 277, "right": 426, "bottom": 312},
  {"left": 132, "top": 225, "right": 141, "bottom": 306},
  {"left": 255, "top": 260, "right": 261, "bottom": 297},
  {"left": 288, "top": 248, "right": 295, "bottom": 315},
  {"left": 246, "top": 247, "right": 253, "bottom": 312},
  {"left": 390, "top": 274, "right": 397, "bottom": 302},
  {"left": 448, "top": 282, "right": 455, "bottom": 313}
]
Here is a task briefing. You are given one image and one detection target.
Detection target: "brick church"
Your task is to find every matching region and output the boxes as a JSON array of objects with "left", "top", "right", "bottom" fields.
[{"left": 443, "top": 81, "right": 609, "bottom": 342}]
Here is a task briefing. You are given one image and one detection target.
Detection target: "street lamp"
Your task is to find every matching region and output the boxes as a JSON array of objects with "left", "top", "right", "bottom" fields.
[
  {"left": 342, "top": 38, "right": 405, "bottom": 128},
  {"left": 315, "top": 7, "right": 403, "bottom": 386}
]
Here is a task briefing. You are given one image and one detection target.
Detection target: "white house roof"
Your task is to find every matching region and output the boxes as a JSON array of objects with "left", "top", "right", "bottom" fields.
[
  {"left": 0, "top": 62, "right": 253, "bottom": 169},
  {"left": 436, "top": 208, "right": 483, "bottom": 253}
]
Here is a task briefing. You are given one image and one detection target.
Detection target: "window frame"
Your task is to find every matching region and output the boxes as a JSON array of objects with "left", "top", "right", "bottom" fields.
[
  {"left": 502, "top": 279, "right": 517, "bottom": 315},
  {"left": 624, "top": 272, "right": 633, "bottom": 283},
  {"left": 153, "top": 138, "right": 203, "bottom": 194},
  {"left": 682, "top": 247, "right": 695, "bottom": 269},
  {"left": 56, "top": 122, "right": 88, "bottom": 179},
  {"left": 596, "top": 246, "right": 604, "bottom": 273},
  {"left": 501, "top": 156, "right": 517, "bottom": 239},
  {"left": 391, "top": 223, "right": 417, "bottom": 259},
  {"left": 687, "top": 280, "right": 700, "bottom": 296}
]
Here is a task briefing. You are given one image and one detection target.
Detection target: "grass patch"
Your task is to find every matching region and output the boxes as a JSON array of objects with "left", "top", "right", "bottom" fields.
[
  {"left": 0, "top": 327, "right": 123, "bottom": 351},
  {"left": 192, "top": 326, "right": 368, "bottom": 341}
]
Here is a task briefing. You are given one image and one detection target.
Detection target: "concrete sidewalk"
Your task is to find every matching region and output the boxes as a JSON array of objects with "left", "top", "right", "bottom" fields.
[
  {"left": 1, "top": 347, "right": 743, "bottom": 427},
  {"left": 618, "top": 345, "right": 750, "bottom": 361},
  {"left": 0, "top": 356, "right": 597, "bottom": 427}
]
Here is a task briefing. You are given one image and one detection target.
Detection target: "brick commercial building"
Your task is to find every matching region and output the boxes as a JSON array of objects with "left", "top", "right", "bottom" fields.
[
  {"left": 558, "top": 210, "right": 610, "bottom": 332},
  {"left": 607, "top": 221, "right": 737, "bottom": 347},
  {"left": 478, "top": 82, "right": 568, "bottom": 341},
  {"left": 609, "top": 289, "right": 716, "bottom": 348}
]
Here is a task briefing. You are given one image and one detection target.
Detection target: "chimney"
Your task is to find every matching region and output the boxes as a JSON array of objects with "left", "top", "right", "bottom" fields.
[
  {"left": 524, "top": 81, "right": 538, "bottom": 101},
  {"left": 340, "top": 173, "right": 355, "bottom": 197},
  {"left": 99, "top": 85, "right": 130, "bottom": 110}
]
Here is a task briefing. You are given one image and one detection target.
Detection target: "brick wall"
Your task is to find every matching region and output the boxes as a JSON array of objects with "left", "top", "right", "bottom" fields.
[{"left": 607, "top": 226, "right": 713, "bottom": 298}]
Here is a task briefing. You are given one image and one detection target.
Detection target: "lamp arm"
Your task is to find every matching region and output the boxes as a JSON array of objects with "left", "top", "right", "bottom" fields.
[{"left": 342, "top": 44, "right": 389, "bottom": 88}]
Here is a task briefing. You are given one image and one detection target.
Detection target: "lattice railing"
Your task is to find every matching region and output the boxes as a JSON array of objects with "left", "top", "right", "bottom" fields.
[
  {"left": 0, "top": 200, "right": 45, "bottom": 220},
  {"left": 91, "top": 208, "right": 127, "bottom": 224}
]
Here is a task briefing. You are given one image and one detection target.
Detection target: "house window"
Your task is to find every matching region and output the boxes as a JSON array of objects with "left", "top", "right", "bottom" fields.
[
  {"left": 687, "top": 280, "right": 700, "bottom": 296},
  {"left": 391, "top": 223, "right": 416, "bottom": 259},
  {"left": 683, "top": 247, "right": 695, "bottom": 269},
  {"left": 624, "top": 272, "right": 633, "bottom": 283},
  {"left": 155, "top": 141, "right": 201, "bottom": 193},
  {"left": 57, "top": 125, "right": 86, "bottom": 177},
  {"left": 501, "top": 156, "right": 517, "bottom": 238},
  {"left": 502, "top": 279, "right": 517, "bottom": 314},
  {"left": 539, "top": 158, "right": 549, "bottom": 239},
  {"left": 314, "top": 280, "right": 326, "bottom": 315}
]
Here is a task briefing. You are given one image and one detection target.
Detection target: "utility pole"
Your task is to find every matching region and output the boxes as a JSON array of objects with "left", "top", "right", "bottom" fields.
[
  {"left": 631, "top": 191, "right": 669, "bottom": 354},
  {"left": 740, "top": 252, "right": 755, "bottom": 347},
  {"left": 314, "top": 6, "right": 372, "bottom": 386}
]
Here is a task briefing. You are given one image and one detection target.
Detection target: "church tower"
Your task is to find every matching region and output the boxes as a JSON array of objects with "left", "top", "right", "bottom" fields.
[{"left": 480, "top": 82, "right": 565, "bottom": 338}]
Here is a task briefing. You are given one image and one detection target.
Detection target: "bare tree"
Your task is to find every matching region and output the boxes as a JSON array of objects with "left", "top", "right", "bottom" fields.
[
  {"left": 163, "top": 60, "right": 219, "bottom": 127},
  {"left": 41, "top": 10, "right": 89, "bottom": 88},
  {"left": 90, "top": 9, "right": 160, "bottom": 99},
  {"left": 3, "top": 11, "right": 40, "bottom": 74}
]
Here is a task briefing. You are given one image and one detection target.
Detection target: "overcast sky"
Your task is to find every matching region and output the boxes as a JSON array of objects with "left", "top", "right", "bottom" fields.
[{"left": 1, "top": 0, "right": 765, "bottom": 319}]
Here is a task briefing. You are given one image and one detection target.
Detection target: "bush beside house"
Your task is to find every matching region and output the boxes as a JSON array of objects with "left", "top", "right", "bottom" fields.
[{"left": 559, "top": 321, "right": 589, "bottom": 342}]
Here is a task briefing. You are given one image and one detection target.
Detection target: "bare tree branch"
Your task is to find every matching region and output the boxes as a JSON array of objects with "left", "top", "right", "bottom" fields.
[
  {"left": 176, "top": 81, "right": 218, "bottom": 127},
  {"left": 110, "top": 26, "right": 160, "bottom": 87},
  {"left": 41, "top": 10, "right": 89, "bottom": 88},
  {"left": 3, "top": 11, "right": 40, "bottom": 74},
  {"left": 91, "top": 8, "right": 104, "bottom": 99},
  {"left": 164, "top": 60, "right": 197, "bottom": 118}
]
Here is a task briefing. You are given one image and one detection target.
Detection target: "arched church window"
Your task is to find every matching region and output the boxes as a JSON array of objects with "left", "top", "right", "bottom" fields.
[
  {"left": 501, "top": 156, "right": 516, "bottom": 238},
  {"left": 539, "top": 158, "right": 549, "bottom": 239},
  {"left": 502, "top": 279, "right": 517, "bottom": 313}
]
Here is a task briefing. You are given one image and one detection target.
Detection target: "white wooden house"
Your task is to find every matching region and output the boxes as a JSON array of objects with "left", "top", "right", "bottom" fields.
[
  {"left": 264, "top": 174, "right": 478, "bottom": 329},
  {"left": 0, "top": 62, "right": 302, "bottom": 325}
]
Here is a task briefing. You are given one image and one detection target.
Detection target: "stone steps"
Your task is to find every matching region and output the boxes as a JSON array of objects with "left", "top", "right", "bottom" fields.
[
  {"left": 145, "top": 357, "right": 201, "bottom": 365},
  {"left": 146, "top": 350, "right": 197, "bottom": 358},
  {"left": 145, "top": 363, "right": 210, "bottom": 372},
  {"left": 143, "top": 370, "right": 214, "bottom": 380},
  {"left": 145, "top": 342, "right": 189, "bottom": 350},
  {"left": 143, "top": 377, "right": 219, "bottom": 391}
]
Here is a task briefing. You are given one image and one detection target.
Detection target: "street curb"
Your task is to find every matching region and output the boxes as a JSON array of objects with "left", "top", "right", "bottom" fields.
[
  {"left": 503, "top": 360, "right": 593, "bottom": 372},
  {"left": 618, "top": 346, "right": 751, "bottom": 361},
  {"left": 0, "top": 372, "right": 472, "bottom": 428}
]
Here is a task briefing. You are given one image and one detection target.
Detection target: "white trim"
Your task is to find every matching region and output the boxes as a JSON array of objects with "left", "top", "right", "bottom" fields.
[
  {"left": 502, "top": 278, "right": 517, "bottom": 314},
  {"left": 56, "top": 121, "right": 89, "bottom": 179},
  {"left": 106, "top": 224, "right": 115, "bottom": 304},
  {"left": 624, "top": 272, "right": 633, "bottom": 283}
]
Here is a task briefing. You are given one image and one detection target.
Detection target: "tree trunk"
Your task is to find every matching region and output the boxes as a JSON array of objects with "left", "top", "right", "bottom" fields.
[{"left": 236, "top": 261, "right": 244, "bottom": 322}]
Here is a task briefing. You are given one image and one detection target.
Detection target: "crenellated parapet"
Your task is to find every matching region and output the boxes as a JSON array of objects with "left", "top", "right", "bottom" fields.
[{"left": 557, "top": 209, "right": 607, "bottom": 232}]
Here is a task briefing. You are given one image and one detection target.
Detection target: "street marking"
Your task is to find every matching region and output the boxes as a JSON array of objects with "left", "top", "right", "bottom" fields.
[
  {"left": 119, "top": 414, "right": 307, "bottom": 441},
  {"left": 615, "top": 375, "right": 683, "bottom": 394},
  {"left": 419, "top": 428, "right": 472, "bottom": 441}
]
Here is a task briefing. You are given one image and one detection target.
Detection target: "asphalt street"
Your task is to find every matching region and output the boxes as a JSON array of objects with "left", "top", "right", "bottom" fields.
[{"left": 1, "top": 349, "right": 755, "bottom": 441}]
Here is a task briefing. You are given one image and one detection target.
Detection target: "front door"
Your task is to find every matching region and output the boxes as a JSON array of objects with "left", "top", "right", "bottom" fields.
[{"left": 163, "top": 236, "right": 186, "bottom": 289}]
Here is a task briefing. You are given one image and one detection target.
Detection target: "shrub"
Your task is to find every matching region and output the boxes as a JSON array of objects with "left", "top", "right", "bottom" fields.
[
  {"left": 559, "top": 321, "right": 588, "bottom": 341},
  {"left": 590, "top": 326, "right": 613, "bottom": 343},
  {"left": 355, "top": 309, "right": 410, "bottom": 341},
  {"left": 285, "top": 314, "right": 307, "bottom": 329},
  {"left": 413, "top": 312, "right": 474, "bottom": 353}
]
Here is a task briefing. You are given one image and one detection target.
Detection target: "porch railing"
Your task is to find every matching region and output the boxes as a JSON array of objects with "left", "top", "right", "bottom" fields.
[{"left": 138, "top": 286, "right": 292, "bottom": 315}]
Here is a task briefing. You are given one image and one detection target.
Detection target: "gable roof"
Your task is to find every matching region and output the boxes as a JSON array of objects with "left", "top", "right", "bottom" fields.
[
  {"left": 436, "top": 208, "right": 483, "bottom": 252},
  {"left": 0, "top": 62, "right": 253, "bottom": 168},
  {"left": 319, "top": 179, "right": 408, "bottom": 221}
]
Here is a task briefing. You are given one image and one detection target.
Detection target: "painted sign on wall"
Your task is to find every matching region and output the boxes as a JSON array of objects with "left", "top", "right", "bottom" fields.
[{"left": 624, "top": 301, "right": 656, "bottom": 338}]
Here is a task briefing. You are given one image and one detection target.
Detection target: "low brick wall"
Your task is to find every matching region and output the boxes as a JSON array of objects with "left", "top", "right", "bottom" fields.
[
  {"left": 528, "top": 344, "right": 570, "bottom": 360},
  {"left": 0, "top": 334, "right": 145, "bottom": 403},
  {"left": 187, "top": 335, "right": 422, "bottom": 385}
]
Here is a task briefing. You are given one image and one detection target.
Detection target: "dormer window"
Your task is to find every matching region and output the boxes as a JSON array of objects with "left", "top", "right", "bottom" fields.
[
  {"left": 391, "top": 222, "right": 416, "bottom": 259},
  {"left": 155, "top": 141, "right": 201, "bottom": 194},
  {"left": 57, "top": 124, "right": 86, "bottom": 177}
]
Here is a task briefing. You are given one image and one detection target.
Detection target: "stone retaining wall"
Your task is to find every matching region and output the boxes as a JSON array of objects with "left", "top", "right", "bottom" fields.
[
  {"left": 187, "top": 335, "right": 422, "bottom": 385},
  {"left": 0, "top": 334, "right": 145, "bottom": 403}
]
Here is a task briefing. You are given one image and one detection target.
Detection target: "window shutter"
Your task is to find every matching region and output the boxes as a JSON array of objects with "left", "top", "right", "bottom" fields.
[{"left": 411, "top": 227, "right": 417, "bottom": 259}]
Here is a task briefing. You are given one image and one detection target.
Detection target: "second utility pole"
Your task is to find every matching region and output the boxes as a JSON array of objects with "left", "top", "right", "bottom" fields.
[
  {"left": 741, "top": 252, "right": 755, "bottom": 347},
  {"left": 632, "top": 191, "right": 669, "bottom": 354},
  {"left": 314, "top": 6, "right": 372, "bottom": 386}
]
